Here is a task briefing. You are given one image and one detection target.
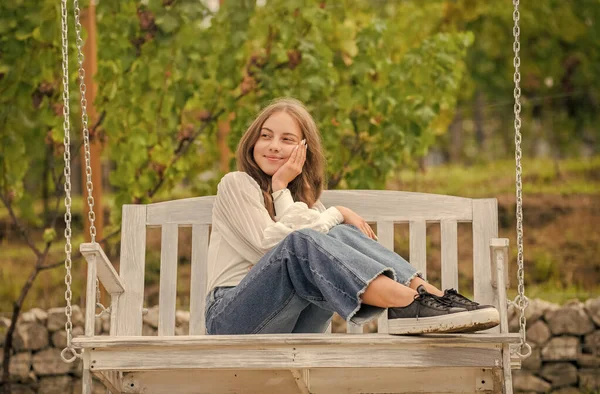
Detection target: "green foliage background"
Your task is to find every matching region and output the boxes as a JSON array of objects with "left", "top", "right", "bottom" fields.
[
  {"left": 94, "top": 0, "right": 475, "bottom": 214},
  {"left": 2, "top": 1, "right": 480, "bottom": 224},
  {"left": 0, "top": 0, "right": 599, "bottom": 313},
  {"left": 0, "top": 0, "right": 598, "bottom": 232}
]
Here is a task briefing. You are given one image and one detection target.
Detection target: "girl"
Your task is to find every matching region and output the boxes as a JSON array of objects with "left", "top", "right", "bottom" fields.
[{"left": 205, "top": 98, "right": 499, "bottom": 335}]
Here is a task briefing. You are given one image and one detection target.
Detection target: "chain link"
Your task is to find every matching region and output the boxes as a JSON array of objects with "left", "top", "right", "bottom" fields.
[
  {"left": 60, "top": 0, "right": 108, "bottom": 362},
  {"left": 511, "top": 0, "right": 531, "bottom": 360},
  {"left": 60, "top": 0, "right": 82, "bottom": 363},
  {"left": 72, "top": 0, "right": 97, "bottom": 244},
  {"left": 71, "top": 0, "right": 111, "bottom": 319}
]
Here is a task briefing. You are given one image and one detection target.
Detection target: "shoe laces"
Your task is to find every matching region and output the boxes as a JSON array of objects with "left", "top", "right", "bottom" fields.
[
  {"left": 414, "top": 292, "right": 454, "bottom": 311},
  {"left": 444, "top": 288, "right": 479, "bottom": 305}
]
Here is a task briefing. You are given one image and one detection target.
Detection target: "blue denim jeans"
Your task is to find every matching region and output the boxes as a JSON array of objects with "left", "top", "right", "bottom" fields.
[{"left": 205, "top": 224, "right": 423, "bottom": 335}]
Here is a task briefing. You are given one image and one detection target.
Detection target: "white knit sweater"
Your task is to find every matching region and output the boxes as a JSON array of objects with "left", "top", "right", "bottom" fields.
[{"left": 206, "top": 171, "right": 344, "bottom": 295}]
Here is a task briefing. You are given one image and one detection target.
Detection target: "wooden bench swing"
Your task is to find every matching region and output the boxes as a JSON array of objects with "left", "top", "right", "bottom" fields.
[{"left": 58, "top": 1, "right": 531, "bottom": 393}]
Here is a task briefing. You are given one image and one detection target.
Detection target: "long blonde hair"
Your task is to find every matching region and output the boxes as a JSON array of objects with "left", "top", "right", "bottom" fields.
[{"left": 236, "top": 98, "right": 326, "bottom": 220}]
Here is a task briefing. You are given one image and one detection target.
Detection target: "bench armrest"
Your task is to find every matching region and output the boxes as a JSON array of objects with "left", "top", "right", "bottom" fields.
[{"left": 80, "top": 243, "right": 125, "bottom": 295}]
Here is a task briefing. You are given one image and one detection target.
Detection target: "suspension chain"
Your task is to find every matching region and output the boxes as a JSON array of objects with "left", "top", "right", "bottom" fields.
[
  {"left": 60, "top": 0, "right": 82, "bottom": 363},
  {"left": 510, "top": 0, "right": 532, "bottom": 360},
  {"left": 60, "top": 0, "right": 109, "bottom": 363},
  {"left": 72, "top": 0, "right": 111, "bottom": 319},
  {"left": 72, "top": 0, "right": 97, "bottom": 244}
]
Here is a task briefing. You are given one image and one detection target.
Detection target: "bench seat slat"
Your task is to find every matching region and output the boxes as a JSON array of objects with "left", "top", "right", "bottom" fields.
[
  {"left": 441, "top": 220, "right": 459, "bottom": 291},
  {"left": 472, "top": 200, "right": 499, "bottom": 311},
  {"left": 145, "top": 191, "right": 474, "bottom": 226},
  {"left": 117, "top": 205, "right": 147, "bottom": 336},
  {"left": 122, "top": 368, "right": 500, "bottom": 394},
  {"left": 86, "top": 345, "right": 504, "bottom": 371},
  {"left": 159, "top": 224, "right": 178, "bottom": 336},
  {"left": 73, "top": 333, "right": 520, "bottom": 348},
  {"left": 376, "top": 221, "right": 394, "bottom": 334},
  {"left": 410, "top": 221, "right": 427, "bottom": 277},
  {"left": 147, "top": 196, "right": 215, "bottom": 226},
  {"left": 190, "top": 224, "right": 209, "bottom": 335},
  {"left": 319, "top": 190, "right": 473, "bottom": 221}
]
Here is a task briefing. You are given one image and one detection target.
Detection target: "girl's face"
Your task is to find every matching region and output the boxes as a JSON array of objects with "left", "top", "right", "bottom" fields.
[{"left": 253, "top": 111, "right": 303, "bottom": 176}]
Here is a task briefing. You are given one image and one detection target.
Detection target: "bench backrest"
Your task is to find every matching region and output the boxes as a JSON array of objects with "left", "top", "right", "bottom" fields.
[{"left": 114, "top": 191, "right": 499, "bottom": 337}]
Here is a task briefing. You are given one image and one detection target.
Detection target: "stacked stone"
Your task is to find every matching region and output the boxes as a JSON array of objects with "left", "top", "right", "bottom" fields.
[
  {"left": 511, "top": 297, "right": 600, "bottom": 393},
  {"left": 0, "top": 305, "right": 191, "bottom": 393},
  {"left": 1, "top": 298, "right": 598, "bottom": 393},
  {"left": 0, "top": 306, "right": 107, "bottom": 394}
]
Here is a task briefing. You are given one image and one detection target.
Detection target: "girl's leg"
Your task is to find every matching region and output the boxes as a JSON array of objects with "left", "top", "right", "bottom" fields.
[
  {"left": 326, "top": 224, "right": 501, "bottom": 332},
  {"left": 410, "top": 276, "right": 443, "bottom": 296},
  {"left": 291, "top": 273, "right": 422, "bottom": 333},
  {"left": 206, "top": 228, "right": 403, "bottom": 335},
  {"left": 327, "top": 224, "right": 443, "bottom": 295},
  {"left": 291, "top": 304, "right": 333, "bottom": 333}
]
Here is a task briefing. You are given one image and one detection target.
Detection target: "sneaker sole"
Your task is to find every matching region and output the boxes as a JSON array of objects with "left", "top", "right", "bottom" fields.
[
  {"left": 388, "top": 310, "right": 475, "bottom": 335},
  {"left": 447, "top": 308, "right": 500, "bottom": 333}
]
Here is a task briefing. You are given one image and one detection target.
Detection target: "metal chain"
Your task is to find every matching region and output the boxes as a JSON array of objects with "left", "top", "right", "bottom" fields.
[
  {"left": 72, "top": 0, "right": 97, "bottom": 244},
  {"left": 510, "top": 0, "right": 532, "bottom": 360},
  {"left": 60, "top": 1, "right": 108, "bottom": 362},
  {"left": 60, "top": 0, "right": 82, "bottom": 364},
  {"left": 71, "top": 0, "right": 111, "bottom": 319}
]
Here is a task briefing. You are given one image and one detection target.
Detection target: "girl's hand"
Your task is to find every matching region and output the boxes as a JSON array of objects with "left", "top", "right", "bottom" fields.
[
  {"left": 272, "top": 140, "right": 307, "bottom": 190},
  {"left": 335, "top": 206, "right": 377, "bottom": 240}
]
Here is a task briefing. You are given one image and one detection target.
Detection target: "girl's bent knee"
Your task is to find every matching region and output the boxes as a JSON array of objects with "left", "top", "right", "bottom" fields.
[
  {"left": 294, "top": 228, "right": 322, "bottom": 237},
  {"left": 282, "top": 228, "right": 322, "bottom": 246},
  {"left": 330, "top": 223, "right": 359, "bottom": 234}
]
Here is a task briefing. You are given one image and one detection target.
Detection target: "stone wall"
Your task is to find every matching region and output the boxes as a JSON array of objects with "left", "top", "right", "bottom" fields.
[
  {"left": 1, "top": 298, "right": 598, "bottom": 393},
  {"left": 0, "top": 306, "right": 102, "bottom": 394},
  {"left": 509, "top": 297, "right": 600, "bottom": 393}
]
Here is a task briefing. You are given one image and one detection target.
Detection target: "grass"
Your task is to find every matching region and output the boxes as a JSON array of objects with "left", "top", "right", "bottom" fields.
[
  {"left": 1, "top": 156, "right": 599, "bottom": 314},
  {"left": 2, "top": 156, "right": 598, "bottom": 223},
  {"left": 507, "top": 283, "right": 599, "bottom": 305},
  {"left": 390, "top": 156, "right": 600, "bottom": 197}
]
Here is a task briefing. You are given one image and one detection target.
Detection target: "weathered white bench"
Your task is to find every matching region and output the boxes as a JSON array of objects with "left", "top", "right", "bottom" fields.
[{"left": 74, "top": 190, "right": 521, "bottom": 394}]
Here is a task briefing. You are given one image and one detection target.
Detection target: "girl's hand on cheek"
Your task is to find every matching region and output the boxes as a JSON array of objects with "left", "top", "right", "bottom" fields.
[{"left": 272, "top": 139, "right": 307, "bottom": 189}]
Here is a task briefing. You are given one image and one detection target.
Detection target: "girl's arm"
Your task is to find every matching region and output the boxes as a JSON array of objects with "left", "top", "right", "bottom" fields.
[
  {"left": 312, "top": 201, "right": 376, "bottom": 240},
  {"left": 334, "top": 205, "right": 377, "bottom": 240},
  {"left": 212, "top": 172, "right": 343, "bottom": 263}
]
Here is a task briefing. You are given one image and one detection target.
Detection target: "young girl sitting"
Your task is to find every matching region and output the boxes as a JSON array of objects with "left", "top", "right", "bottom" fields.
[{"left": 205, "top": 98, "right": 499, "bottom": 335}]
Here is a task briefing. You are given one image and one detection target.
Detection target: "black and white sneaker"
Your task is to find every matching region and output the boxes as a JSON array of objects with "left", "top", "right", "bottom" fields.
[
  {"left": 439, "top": 288, "right": 500, "bottom": 332},
  {"left": 387, "top": 285, "right": 473, "bottom": 334}
]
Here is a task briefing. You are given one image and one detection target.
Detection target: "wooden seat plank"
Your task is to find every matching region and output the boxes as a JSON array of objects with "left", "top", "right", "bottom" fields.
[
  {"left": 73, "top": 333, "right": 520, "bottom": 348},
  {"left": 88, "top": 345, "right": 504, "bottom": 371},
  {"left": 121, "top": 368, "right": 501, "bottom": 394}
]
